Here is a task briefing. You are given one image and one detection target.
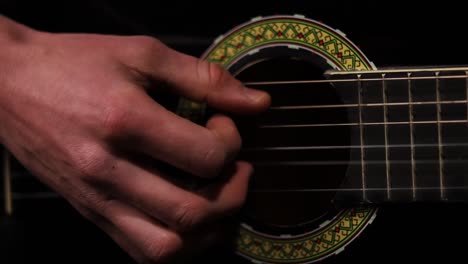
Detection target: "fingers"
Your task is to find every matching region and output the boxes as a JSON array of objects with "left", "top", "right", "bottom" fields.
[
  {"left": 98, "top": 200, "right": 182, "bottom": 264},
  {"left": 159, "top": 49, "right": 271, "bottom": 114},
  {"left": 120, "top": 36, "right": 271, "bottom": 114},
  {"left": 107, "top": 90, "right": 241, "bottom": 178},
  {"left": 78, "top": 199, "right": 224, "bottom": 264},
  {"left": 112, "top": 37, "right": 268, "bottom": 177},
  {"left": 101, "top": 157, "right": 251, "bottom": 232},
  {"left": 204, "top": 114, "right": 243, "bottom": 169}
]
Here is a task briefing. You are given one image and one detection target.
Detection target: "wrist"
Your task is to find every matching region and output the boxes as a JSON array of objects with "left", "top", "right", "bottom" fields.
[
  {"left": 0, "top": 15, "right": 38, "bottom": 44},
  {"left": 0, "top": 16, "right": 38, "bottom": 145}
]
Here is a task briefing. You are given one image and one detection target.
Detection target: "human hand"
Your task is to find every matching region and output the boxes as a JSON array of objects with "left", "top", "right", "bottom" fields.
[{"left": 0, "top": 16, "right": 270, "bottom": 263}]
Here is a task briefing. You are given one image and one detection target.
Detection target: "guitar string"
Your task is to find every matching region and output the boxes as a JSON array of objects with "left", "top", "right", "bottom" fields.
[
  {"left": 13, "top": 186, "right": 468, "bottom": 199},
  {"left": 242, "top": 75, "right": 468, "bottom": 149},
  {"left": 248, "top": 186, "right": 468, "bottom": 193},
  {"left": 250, "top": 160, "right": 468, "bottom": 166},
  {"left": 242, "top": 76, "right": 468, "bottom": 126},
  {"left": 10, "top": 76, "right": 468, "bottom": 200},
  {"left": 243, "top": 74, "right": 468, "bottom": 86},
  {"left": 269, "top": 100, "right": 467, "bottom": 110},
  {"left": 257, "top": 120, "right": 467, "bottom": 128},
  {"left": 244, "top": 75, "right": 468, "bottom": 115},
  {"left": 242, "top": 142, "right": 468, "bottom": 151},
  {"left": 242, "top": 75, "right": 468, "bottom": 194}
]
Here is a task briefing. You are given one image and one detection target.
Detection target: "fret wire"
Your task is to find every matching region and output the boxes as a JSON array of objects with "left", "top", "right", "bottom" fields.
[
  {"left": 259, "top": 119, "right": 468, "bottom": 128},
  {"left": 408, "top": 73, "right": 416, "bottom": 201},
  {"left": 435, "top": 72, "right": 445, "bottom": 200},
  {"left": 242, "top": 142, "right": 468, "bottom": 151},
  {"left": 269, "top": 100, "right": 468, "bottom": 110},
  {"left": 357, "top": 74, "right": 367, "bottom": 201},
  {"left": 382, "top": 73, "right": 391, "bottom": 200},
  {"left": 2, "top": 148, "right": 12, "bottom": 215},
  {"left": 466, "top": 71, "right": 468, "bottom": 126},
  {"left": 244, "top": 74, "right": 468, "bottom": 86}
]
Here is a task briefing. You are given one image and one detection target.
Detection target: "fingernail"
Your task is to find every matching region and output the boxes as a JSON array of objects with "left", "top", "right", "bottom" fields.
[{"left": 244, "top": 87, "right": 267, "bottom": 102}]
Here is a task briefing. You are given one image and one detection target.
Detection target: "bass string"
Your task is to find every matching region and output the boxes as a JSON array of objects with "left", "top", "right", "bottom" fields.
[
  {"left": 14, "top": 187, "right": 468, "bottom": 198},
  {"left": 240, "top": 77, "right": 468, "bottom": 193},
  {"left": 250, "top": 159, "right": 468, "bottom": 166},
  {"left": 257, "top": 119, "right": 468, "bottom": 128},
  {"left": 242, "top": 142, "right": 468, "bottom": 151},
  {"left": 248, "top": 186, "right": 468, "bottom": 193},
  {"left": 7, "top": 77, "right": 466, "bottom": 200}
]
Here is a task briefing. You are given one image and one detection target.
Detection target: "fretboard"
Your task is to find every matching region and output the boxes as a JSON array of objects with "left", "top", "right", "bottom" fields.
[{"left": 327, "top": 67, "right": 468, "bottom": 204}]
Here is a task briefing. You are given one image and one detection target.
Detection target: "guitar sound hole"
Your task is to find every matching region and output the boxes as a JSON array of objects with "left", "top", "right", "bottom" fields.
[{"left": 233, "top": 56, "right": 350, "bottom": 228}]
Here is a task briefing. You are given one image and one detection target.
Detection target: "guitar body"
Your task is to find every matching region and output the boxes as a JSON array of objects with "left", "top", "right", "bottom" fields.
[
  {"left": 2, "top": 3, "right": 468, "bottom": 264},
  {"left": 178, "top": 15, "right": 468, "bottom": 263},
  {"left": 178, "top": 15, "right": 379, "bottom": 264}
]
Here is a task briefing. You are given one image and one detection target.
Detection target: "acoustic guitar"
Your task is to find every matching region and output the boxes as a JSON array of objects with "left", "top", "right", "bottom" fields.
[
  {"left": 176, "top": 14, "right": 468, "bottom": 263},
  {"left": 2, "top": 14, "right": 468, "bottom": 264}
]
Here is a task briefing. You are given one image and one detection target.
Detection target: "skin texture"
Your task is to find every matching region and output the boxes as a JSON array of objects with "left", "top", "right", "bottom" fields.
[{"left": 0, "top": 16, "right": 270, "bottom": 263}]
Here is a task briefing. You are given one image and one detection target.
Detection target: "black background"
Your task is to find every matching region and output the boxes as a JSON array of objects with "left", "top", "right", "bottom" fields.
[{"left": 1, "top": 0, "right": 468, "bottom": 263}]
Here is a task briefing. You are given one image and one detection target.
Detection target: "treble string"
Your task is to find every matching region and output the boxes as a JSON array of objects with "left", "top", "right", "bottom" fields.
[
  {"left": 241, "top": 74, "right": 468, "bottom": 128},
  {"left": 242, "top": 74, "right": 468, "bottom": 86},
  {"left": 269, "top": 100, "right": 468, "bottom": 110},
  {"left": 238, "top": 73, "right": 468, "bottom": 196}
]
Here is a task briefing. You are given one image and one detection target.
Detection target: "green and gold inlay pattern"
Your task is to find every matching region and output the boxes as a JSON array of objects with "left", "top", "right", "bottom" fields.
[
  {"left": 206, "top": 17, "right": 369, "bottom": 70},
  {"left": 237, "top": 208, "right": 375, "bottom": 263},
  {"left": 177, "top": 16, "right": 377, "bottom": 263}
]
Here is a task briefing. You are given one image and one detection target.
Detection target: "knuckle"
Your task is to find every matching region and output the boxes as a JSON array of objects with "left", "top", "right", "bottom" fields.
[
  {"left": 87, "top": 194, "right": 115, "bottom": 216},
  {"left": 72, "top": 143, "right": 113, "bottom": 183},
  {"left": 129, "top": 36, "right": 165, "bottom": 61},
  {"left": 173, "top": 200, "right": 207, "bottom": 231},
  {"left": 206, "top": 62, "right": 227, "bottom": 88},
  {"left": 135, "top": 36, "right": 163, "bottom": 50},
  {"left": 71, "top": 201, "right": 103, "bottom": 223},
  {"left": 141, "top": 233, "right": 181, "bottom": 263},
  {"left": 199, "top": 139, "right": 226, "bottom": 177},
  {"left": 100, "top": 96, "right": 132, "bottom": 140},
  {"left": 195, "top": 61, "right": 228, "bottom": 98},
  {"left": 78, "top": 199, "right": 114, "bottom": 226}
]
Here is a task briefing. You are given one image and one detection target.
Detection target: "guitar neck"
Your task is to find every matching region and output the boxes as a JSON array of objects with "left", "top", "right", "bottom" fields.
[{"left": 328, "top": 66, "right": 468, "bottom": 204}]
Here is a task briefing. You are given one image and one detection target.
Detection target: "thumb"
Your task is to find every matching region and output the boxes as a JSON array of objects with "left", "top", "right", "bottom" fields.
[{"left": 124, "top": 38, "right": 271, "bottom": 114}]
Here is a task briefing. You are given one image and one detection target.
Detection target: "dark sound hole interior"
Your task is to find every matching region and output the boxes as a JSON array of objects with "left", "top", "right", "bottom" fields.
[{"left": 232, "top": 54, "right": 351, "bottom": 229}]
